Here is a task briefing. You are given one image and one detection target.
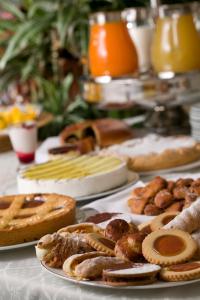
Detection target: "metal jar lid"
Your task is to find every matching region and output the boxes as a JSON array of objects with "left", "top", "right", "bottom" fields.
[
  {"left": 89, "top": 11, "right": 122, "bottom": 25},
  {"left": 159, "top": 3, "right": 192, "bottom": 18}
]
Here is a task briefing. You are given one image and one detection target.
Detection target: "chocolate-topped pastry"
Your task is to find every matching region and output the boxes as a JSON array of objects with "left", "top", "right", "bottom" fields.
[{"left": 105, "top": 219, "right": 138, "bottom": 242}]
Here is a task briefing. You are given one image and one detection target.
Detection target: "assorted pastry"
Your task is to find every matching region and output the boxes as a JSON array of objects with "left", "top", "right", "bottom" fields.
[
  {"left": 0, "top": 193, "right": 76, "bottom": 246},
  {"left": 101, "top": 134, "right": 200, "bottom": 172},
  {"left": 48, "top": 118, "right": 133, "bottom": 158},
  {"left": 17, "top": 155, "right": 128, "bottom": 197},
  {"left": 128, "top": 176, "right": 200, "bottom": 216},
  {"left": 36, "top": 204, "right": 200, "bottom": 286}
]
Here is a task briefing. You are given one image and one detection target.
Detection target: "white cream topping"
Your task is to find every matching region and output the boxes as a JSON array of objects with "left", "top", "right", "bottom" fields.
[
  {"left": 106, "top": 264, "right": 161, "bottom": 275},
  {"left": 102, "top": 134, "right": 196, "bottom": 157},
  {"left": 35, "top": 246, "right": 49, "bottom": 261}
]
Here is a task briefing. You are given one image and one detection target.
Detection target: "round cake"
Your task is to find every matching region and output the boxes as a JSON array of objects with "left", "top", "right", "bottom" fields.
[
  {"left": 101, "top": 134, "right": 200, "bottom": 172},
  {"left": 17, "top": 155, "right": 128, "bottom": 197}
]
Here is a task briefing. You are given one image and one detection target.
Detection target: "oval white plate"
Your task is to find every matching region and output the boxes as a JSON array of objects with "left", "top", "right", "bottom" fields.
[
  {"left": 41, "top": 262, "right": 200, "bottom": 290},
  {"left": 0, "top": 240, "right": 38, "bottom": 251}
]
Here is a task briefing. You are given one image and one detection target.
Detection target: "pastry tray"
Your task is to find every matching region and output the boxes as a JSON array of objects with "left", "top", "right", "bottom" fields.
[{"left": 81, "top": 71, "right": 200, "bottom": 108}]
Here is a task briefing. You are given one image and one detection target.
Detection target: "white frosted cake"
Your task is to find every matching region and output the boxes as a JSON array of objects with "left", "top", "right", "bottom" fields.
[
  {"left": 101, "top": 134, "right": 200, "bottom": 172},
  {"left": 17, "top": 155, "right": 128, "bottom": 197}
]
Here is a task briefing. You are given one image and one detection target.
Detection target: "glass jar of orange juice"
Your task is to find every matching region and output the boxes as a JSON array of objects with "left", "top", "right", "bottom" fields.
[
  {"left": 151, "top": 4, "right": 200, "bottom": 74},
  {"left": 89, "top": 12, "right": 138, "bottom": 77}
]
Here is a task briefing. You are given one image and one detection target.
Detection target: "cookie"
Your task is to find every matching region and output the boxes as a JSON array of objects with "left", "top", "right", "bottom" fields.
[
  {"left": 85, "top": 233, "right": 115, "bottom": 256},
  {"left": 58, "top": 223, "right": 102, "bottom": 235},
  {"left": 150, "top": 212, "right": 179, "bottom": 232},
  {"left": 142, "top": 229, "right": 197, "bottom": 266},
  {"left": 160, "top": 261, "right": 200, "bottom": 281}
]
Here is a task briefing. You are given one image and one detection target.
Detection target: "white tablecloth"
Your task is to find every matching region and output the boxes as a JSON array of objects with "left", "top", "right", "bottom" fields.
[{"left": 0, "top": 151, "right": 200, "bottom": 300}]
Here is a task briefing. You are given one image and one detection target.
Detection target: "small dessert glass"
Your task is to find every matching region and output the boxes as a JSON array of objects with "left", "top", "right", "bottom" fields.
[{"left": 9, "top": 122, "right": 37, "bottom": 164}]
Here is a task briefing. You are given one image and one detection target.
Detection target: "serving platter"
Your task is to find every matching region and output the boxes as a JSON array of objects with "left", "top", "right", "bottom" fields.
[
  {"left": 41, "top": 262, "right": 200, "bottom": 290},
  {"left": 0, "top": 240, "right": 38, "bottom": 251},
  {"left": 81, "top": 172, "right": 200, "bottom": 224}
]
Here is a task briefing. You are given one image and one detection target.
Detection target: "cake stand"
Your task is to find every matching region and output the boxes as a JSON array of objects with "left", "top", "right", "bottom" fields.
[{"left": 81, "top": 71, "right": 200, "bottom": 134}]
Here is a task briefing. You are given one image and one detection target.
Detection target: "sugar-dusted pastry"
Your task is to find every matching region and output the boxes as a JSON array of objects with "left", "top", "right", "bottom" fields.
[
  {"left": 150, "top": 212, "right": 179, "bottom": 232},
  {"left": 74, "top": 256, "right": 129, "bottom": 280},
  {"left": 85, "top": 233, "right": 115, "bottom": 256},
  {"left": 35, "top": 232, "right": 93, "bottom": 268},
  {"left": 144, "top": 204, "right": 163, "bottom": 216},
  {"left": 164, "top": 197, "right": 200, "bottom": 233},
  {"left": 101, "top": 134, "right": 200, "bottom": 172},
  {"left": 103, "top": 263, "right": 161, "bottom": 286},
  {"left": 165, "top": 201, "right": 184, "bottom": 213},
  {"left": 63, "top": 252, "right": 109, "bottom": 277},
  {"left": 191, "top": 229, "right": 200, "bottom": 258},
  {"left": 160, "top": 261, "right": 200, "bottom": 282},
  {"left": 138, "top": 220, "right": 152, "bottom": 235},
  {"left": 105, "top": 219, "right": 138, "bottom": 242},
  {"left": 142, "top": 229, "right": 197, "bottom": 266},
  {"left": 58, "top": 223, "right": 102, "bottom": 235},
  {"left": 128, "top": 177, "right": 167, "bottom": 214},
  {"left": 115, "top": 233, "right": 146, "bottom": 261},
  {"left": 154, "top": 189, "right": 174, "bottom": 209},
  {"left": 0, "top": 193, "right": 76, "bottom": 246}
]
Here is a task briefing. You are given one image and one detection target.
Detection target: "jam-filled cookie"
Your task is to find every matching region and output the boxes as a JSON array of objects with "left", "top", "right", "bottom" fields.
[
  {"left": 142, "top": 229, "right": 197, "bottom": 266},
  {"left": 160, "top": 261, "right": 200, "bottom": 282},
  {"left": 85, "top": 233, "right": 115, "bottom": 256},
  {"left": 150, "top": 212, "right": 179, "bottom": 232},
  {"left": 103, "top": 263, "right": 161, "bottom": 286},
  {"left": 105, "top": 219, "right": 138, "bottom": 242},
  {"left": 115, "top": 232, "right": 146, "bottom": 261}
]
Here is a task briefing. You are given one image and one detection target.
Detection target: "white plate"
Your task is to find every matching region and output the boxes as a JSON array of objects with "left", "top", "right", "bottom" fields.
[
  {"left": 139, "top": 159, "right": 200, "bottom": 176},
  {"left": 41, "top": 262, "right": 200, "bottom": 290},
  {"left": 0, "top": 240, "right": 38, "bottom": 251},
  {"left": 81, "top": 173, "right": 200, "bottom": 225},
  {"left": 4, "top": 172, "right": 139, "bottom": 203}
]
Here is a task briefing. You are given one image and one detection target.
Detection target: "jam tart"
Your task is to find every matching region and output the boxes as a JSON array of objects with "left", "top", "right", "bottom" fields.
[
  {"left": 150, "top": 212, "right": 179, "bottom": 232},
  {"left": 0, "top": 193, "right": 76, "bottom": 246},
  {"left": 85, "top": 233, "right": 115, "bottom": 256},
  {"left": 142, "top": 229, "right": 197, "bottom": 266},
  {"left": 160, "top": 261, "right": 200, "bottom": 282}
]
